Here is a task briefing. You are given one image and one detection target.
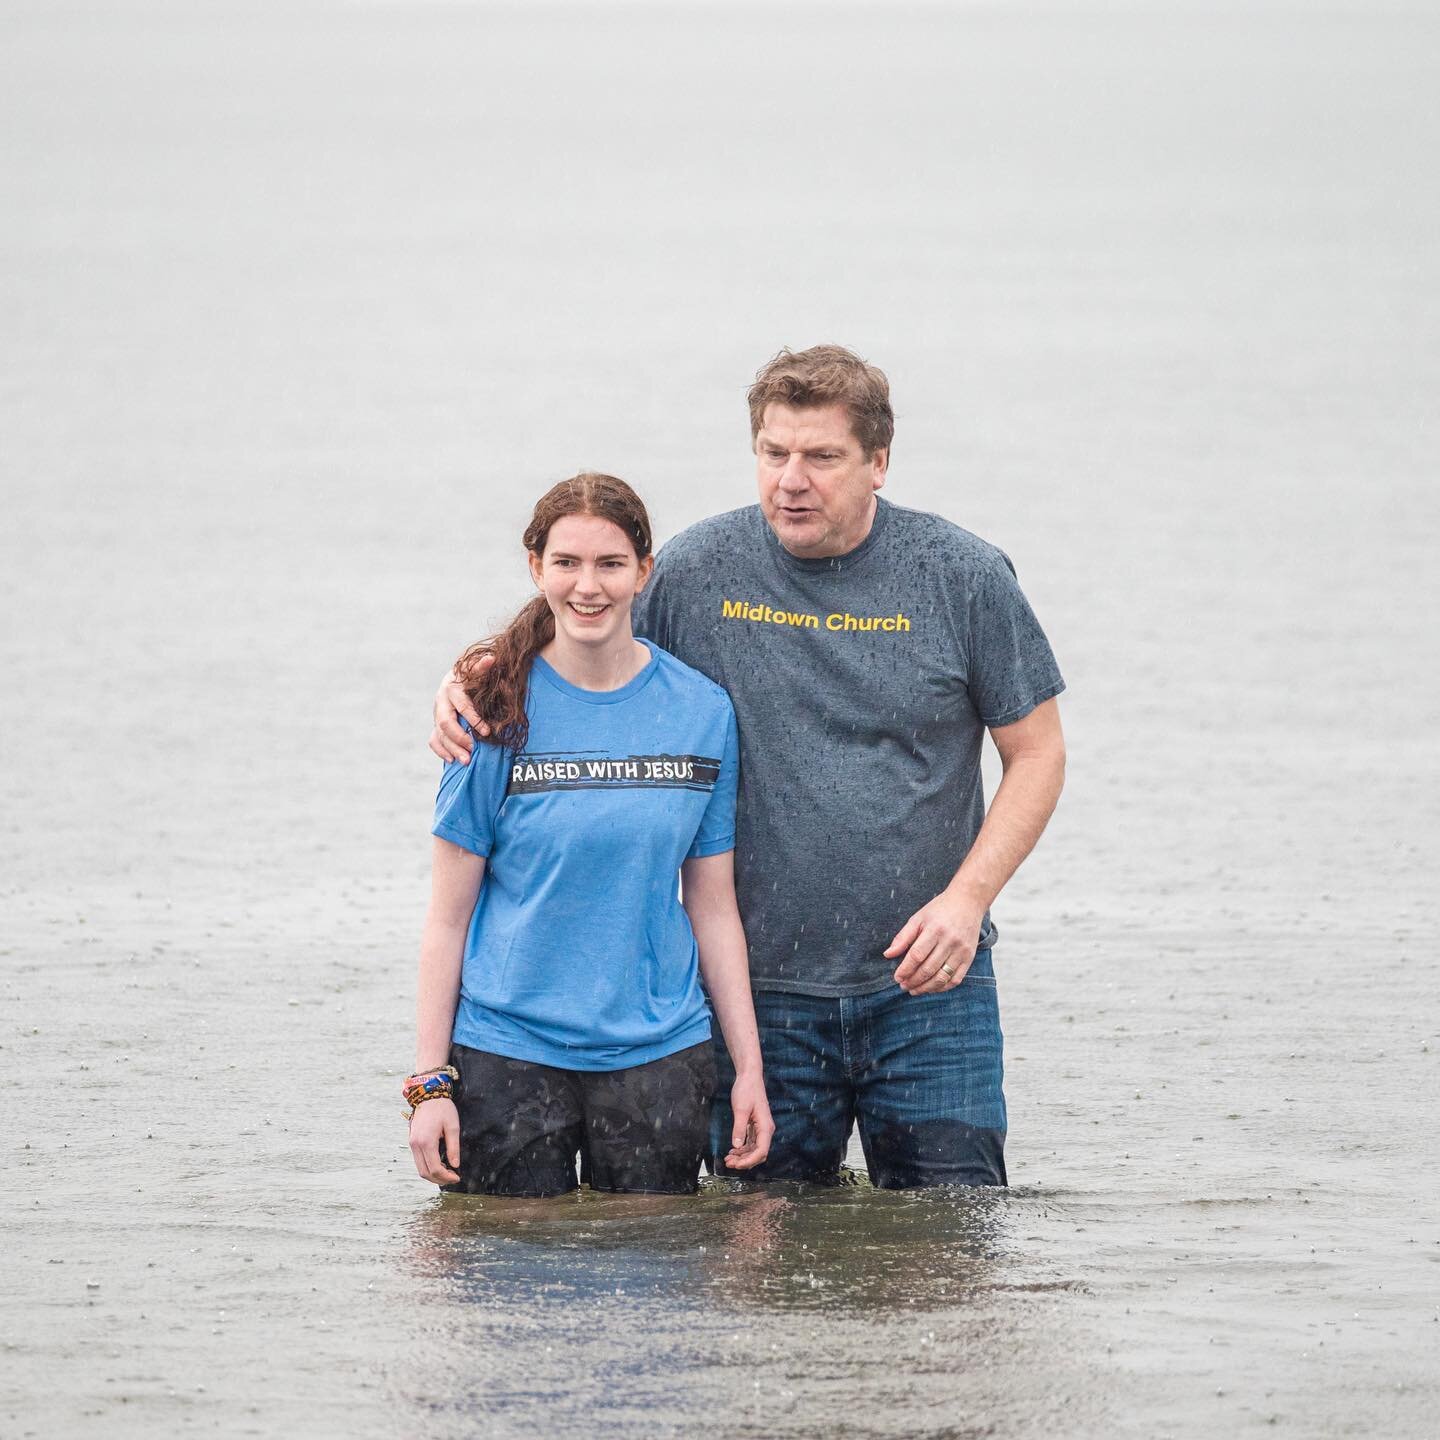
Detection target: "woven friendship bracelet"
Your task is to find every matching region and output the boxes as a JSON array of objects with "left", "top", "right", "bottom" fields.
[
  {"left": 402, "top": 1088, "right": 457, "bottom": 1121},
  {"left": 402, "top": 1066, "right": 460, "bottom": 1108},
  {"left": 402, "top": 1076, "right": 453, "bottom": 1106}
]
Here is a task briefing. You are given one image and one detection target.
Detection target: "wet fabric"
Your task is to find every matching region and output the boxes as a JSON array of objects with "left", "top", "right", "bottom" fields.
[
  {"left": 443, "top": 1041, "right": 717, "bottom": 1196},
  {"left": 632, "top": 497, "right": 1064, "bottom": 996},
  {"left": 709, "top": 950, "right": 1007, "bottom": 1188},
  {"left": 432, "top": 639, "right": 737, "bottom": 1069}
]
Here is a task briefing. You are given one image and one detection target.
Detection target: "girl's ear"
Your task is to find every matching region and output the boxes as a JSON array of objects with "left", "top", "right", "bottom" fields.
[
  {"left": 634, "top": 554, "right": 655, "bottom": 593},
  {"left": 528, "top": 550, "right": 545, "bottom": 590}
]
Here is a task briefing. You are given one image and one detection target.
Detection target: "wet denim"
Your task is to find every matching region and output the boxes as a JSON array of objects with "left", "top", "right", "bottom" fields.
[{"left": 712, "top": 949, "right": 1007, "bottom": 1188}]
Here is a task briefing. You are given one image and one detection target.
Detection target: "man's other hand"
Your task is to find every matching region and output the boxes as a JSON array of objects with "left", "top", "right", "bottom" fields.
[
  {"left": 429, "top": 663, "right": 489, "bottom": 763},
  {"left": 884, "top": 887, "right": 987, "bottom": 995}
]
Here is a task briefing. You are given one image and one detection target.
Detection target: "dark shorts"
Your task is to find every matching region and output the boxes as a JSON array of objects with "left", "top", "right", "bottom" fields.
[
  {"left": 442, "top": 1040, "right": 717, "bottom": 1197},
  {"left": 710, "top": 949, "right": 1007, "bottom": 1189}
]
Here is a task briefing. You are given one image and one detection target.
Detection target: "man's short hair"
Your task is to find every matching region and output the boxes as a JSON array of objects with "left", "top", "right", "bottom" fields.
[{"left": 747, "top": 345, "right": 894, "bottom": 458}]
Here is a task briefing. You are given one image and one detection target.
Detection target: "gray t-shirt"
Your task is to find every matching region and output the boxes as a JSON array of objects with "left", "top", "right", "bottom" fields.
[{"left": 632, "top": 496, "right": 1064, "bottom": 996}]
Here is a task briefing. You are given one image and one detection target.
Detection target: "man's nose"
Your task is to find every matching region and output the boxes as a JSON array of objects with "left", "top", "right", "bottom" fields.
[{"left": 777, "top": 455, "right": 809, "bottom": 491}]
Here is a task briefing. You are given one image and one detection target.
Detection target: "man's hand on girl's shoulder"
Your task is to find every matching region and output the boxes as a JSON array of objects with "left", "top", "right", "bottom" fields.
[{"left": 430, "top": 663, "right": 491, "bottom": 762}]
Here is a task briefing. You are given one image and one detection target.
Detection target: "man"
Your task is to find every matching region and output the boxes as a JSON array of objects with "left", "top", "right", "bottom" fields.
[{"left": 431, "top": 345, "right": 1065, "bottom": 1188}]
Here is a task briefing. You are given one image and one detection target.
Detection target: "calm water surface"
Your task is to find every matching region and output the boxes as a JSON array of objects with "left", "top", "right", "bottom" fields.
[{"left": 2, "top": 2, "right": 1437, "bottom": 1436}]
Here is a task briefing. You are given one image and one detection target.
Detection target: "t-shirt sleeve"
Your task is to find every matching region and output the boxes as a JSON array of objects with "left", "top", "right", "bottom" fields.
[
  {"left": 687, "top": 699, "right": 738, "bottom": 859},
  {"left": 432, "top": 727, "right": 510, "bottom": 855},
  {"left": 966, "top": 551, "right": 1066, "bottom": 728}
]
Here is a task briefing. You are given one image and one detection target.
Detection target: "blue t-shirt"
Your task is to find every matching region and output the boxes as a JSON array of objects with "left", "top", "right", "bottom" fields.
[{"left": 432, "top": 639, "right": 738, "bottom": 1071}]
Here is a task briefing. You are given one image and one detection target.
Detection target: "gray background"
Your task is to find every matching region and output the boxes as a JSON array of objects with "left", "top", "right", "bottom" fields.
[{"left": 2, "top": 2, "right": 1437, "bottom": 1436}]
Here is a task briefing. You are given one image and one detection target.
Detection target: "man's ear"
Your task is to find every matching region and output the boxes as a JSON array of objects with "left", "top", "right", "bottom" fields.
[
  {"left": 870, "top": 446, "right": 889, "bottom": 490},
  {"left": 634, "top": 554, "right": 655, "bottom": 593}
]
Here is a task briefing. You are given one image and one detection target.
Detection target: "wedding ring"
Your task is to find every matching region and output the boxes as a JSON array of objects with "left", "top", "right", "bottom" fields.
[{"left": 939, "top": 962, "right": 956, "bottom": 979}]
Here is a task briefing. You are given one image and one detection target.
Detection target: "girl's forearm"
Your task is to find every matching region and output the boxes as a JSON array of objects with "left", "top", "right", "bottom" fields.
[
  {"left": 414, "top": 913, "right": 468, "bottom": 1072},
  {"left": 414, "top": 840, "right": 485, "bottom": 1072},
  {"left": 692, "top": 908, "right": 764, "bottom": 1079}
]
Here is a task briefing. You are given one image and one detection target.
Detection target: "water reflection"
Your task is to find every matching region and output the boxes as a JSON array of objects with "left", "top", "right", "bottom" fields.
[
  {"left": 405, "top": 1176, "right": 1033, "bottom": 1317},
  {"left": 392, "top": 1182, "right": 1092, "bottom": 1436}
]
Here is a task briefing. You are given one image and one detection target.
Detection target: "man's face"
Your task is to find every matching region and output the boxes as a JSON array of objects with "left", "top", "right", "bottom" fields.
[{"left": 754, "top": 402, "right": 888, "bottom": 559}]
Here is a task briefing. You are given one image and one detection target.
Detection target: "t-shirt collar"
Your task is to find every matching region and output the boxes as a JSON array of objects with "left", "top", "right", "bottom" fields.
[
  {"left": 531, "top": 638, "right": 660, "bottom": 704},
  {"left": 763, "top": 495, "right": 891, "bottom": 576}
]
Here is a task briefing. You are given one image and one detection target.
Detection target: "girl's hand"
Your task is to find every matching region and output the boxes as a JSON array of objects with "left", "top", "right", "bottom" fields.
[
  {"left": 723, "top": 1073, "right": 774, "bottom": 1170},
  {"left": 408, "top": 1097, "right": 461, "bottom": 1185}
]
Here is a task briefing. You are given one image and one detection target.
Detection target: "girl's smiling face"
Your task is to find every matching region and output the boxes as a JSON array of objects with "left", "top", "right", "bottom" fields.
[{"left": 529, "top": 513, "right": 653, "bottom": 650}]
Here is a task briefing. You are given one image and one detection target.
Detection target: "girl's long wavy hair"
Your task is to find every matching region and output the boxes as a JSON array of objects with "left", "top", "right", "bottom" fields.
[{"left": 456, "top": 472, "right": 653, "bottom": 752}]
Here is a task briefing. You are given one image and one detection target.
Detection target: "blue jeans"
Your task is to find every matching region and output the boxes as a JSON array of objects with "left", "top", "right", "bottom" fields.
[{"left": 711, "top": 949, "right": 1007, "bottom": 1188}]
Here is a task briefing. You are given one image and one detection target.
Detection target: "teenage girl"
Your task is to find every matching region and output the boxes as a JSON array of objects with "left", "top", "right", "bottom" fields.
[{"left": 405, "top": 473, "right": 773, "bottom": 1195}]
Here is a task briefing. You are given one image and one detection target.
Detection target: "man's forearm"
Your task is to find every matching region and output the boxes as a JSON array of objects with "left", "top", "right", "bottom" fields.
[
  {"left": 948, "top": 747, "right": 1065, "bottom": 914},
  {"left": 887, "top": 700, "right": 1064, "bottom": 991}
]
